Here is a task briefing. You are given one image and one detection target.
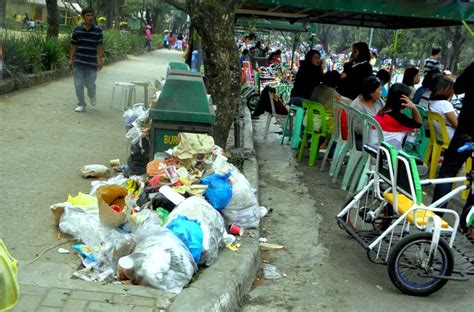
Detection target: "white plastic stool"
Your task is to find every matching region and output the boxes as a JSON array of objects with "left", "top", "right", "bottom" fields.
[
  {"left": 111, "top": 82, "right": 136, "bottom": 111},
  {"left": 132, "top": 81, "right": 149, "bottom": 108}
]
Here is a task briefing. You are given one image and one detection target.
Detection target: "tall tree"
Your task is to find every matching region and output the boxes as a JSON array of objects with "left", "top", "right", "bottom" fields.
[
  {"left": 46, "top": 0, "right": 59, "bottom": 38},
  {"left": 0, "top": 0, "right": 6, "bottom": 27},
  {"left": 165, "top": 0, "right": 241, "bottom": 148}
]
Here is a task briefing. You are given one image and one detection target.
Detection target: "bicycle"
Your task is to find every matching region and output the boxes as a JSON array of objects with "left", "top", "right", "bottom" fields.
[{"left": 336, "top": 141, "right": 473, "bottom": 296}]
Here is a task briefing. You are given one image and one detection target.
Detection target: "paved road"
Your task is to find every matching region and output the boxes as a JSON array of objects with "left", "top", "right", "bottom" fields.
[
  {"left": 0, "top": 49, "right": 183, "bottom": 311},
  {"left": 241, "top": 118, "right": 473, "bottom": 311}
]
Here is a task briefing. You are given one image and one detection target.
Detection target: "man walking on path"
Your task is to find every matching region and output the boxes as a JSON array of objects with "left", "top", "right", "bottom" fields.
[
  {"left": 69, "top": 7, "right": 103, "bottom": 112},
  {"left": 423, "top": 47, "right": 442, "bottom": 75}
]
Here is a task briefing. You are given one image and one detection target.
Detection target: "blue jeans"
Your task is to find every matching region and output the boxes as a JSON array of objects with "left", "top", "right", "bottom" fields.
[
  {"left": 431, "top": 129, "right": 473, "bottom": 222},
  {"left": 73, "top": 67, "right": 97, "bottom": 107}
]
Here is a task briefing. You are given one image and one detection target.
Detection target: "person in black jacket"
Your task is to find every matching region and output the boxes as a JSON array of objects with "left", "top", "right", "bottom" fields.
[
  {"left": 289, "top": 49, "right": 324, "bottom": 106},
  {"left": 431, "top": 60, "right": 474, "bottom": 231},
  {"left": 339, "top": 42, "right": 373, "bottom": 100}
]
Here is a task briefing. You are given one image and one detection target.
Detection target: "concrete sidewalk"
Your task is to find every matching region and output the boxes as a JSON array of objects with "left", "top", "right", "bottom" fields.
[{"left": 0, "top": 49, "right": 260, "bottom": 312}]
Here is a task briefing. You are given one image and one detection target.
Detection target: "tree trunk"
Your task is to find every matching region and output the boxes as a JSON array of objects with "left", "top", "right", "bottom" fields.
[
  {"left": 106, "top": 0, "right": 114, "bottom": 29},
  {"left": 166, "top": 0, "right": 240, "bottom": 148},
  {"left": 0, "top": 0, "right": 6, "bottom": 28},
  {"left": 46, "top": 0, "right": 59, "bottom": 38}
]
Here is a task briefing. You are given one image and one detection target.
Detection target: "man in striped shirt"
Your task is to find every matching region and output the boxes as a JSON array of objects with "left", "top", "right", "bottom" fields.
[
  {"left": 69, "top": 8, "right": 103, "bottom": 112},
  {"left": 423, "top": 47, "right": 442, "bottom": 75}
]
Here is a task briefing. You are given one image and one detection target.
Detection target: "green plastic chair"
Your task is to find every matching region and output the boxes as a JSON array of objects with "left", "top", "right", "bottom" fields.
[
  {"left": 348, "top": 114, "right": 384, "bottom": 194},
  {"left": 280, "top": 104, "right": 305, "bottom": 149},
  {"left": 321, "top": 100, "right": 347, "bottom": 172},
  {"left": 297, "top": 100, "right": 328, "bottom": 166},
  {"left": 340, "top": 106, "right": 365, "bottom": 190},
  {"left": 402, "top": 105, "right": 430, "bottom": 160},
  {"left": 253, "top": 71, "right": 261, "bottom": 94}
]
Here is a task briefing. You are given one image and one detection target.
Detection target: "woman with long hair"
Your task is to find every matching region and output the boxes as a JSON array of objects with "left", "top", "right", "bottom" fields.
[
  {"left": 402, "top": 67, "right": 421, "bottom": 98},
  {"left": 289, "top": 49, "right": 324, "bottom": 105},
  {"left": 339, "top": 42, "right": 373, "bottom": 100},
  {"left": 373, "top": 83, "right": 422, "bottom": 149},
  {"left": 428, "top": 76, "right": 457, "bottom": 139}
]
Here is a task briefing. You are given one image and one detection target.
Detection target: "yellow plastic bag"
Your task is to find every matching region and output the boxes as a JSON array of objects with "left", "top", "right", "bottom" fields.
[
  {"left": 67, "top": 192, "right": 98, "bottom": 208},
  {"left": 0, "top": 239, "right": 19, "bottom": 311}
]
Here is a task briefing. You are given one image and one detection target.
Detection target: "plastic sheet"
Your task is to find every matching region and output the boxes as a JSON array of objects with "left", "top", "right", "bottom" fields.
[
  {"left": 59, "top": 206, "right": 134, "bottom": 274},
  {"left": 123, "top": 104, "right": 147, "bottom": 130},
  {"left": 222, "top": 167, "right": 260, "bottom": 228},
  {"left": 165, "top": 196, "right": 225, "bottom": 266},
  {"left": 89, "top": 175, "right": 128, "bottom": 197}
]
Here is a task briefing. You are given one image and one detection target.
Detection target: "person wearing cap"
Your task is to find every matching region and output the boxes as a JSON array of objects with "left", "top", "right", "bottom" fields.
[{"left": 145, "top": 24, "right": 152, "bottom": 53}]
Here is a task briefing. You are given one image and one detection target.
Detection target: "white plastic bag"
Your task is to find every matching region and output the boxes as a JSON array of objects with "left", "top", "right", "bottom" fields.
[
  {"left": 165, "top": 196, "right": 225, "bottom": 266},
  {"left": 222, "top": 166, "right": 260, "bottom": 228},
  {"left": 126, "top": 218, "right": 197, "bottom": 294},
  {"left": 59, "top": 206, "right": 133, "bottom": 271}
]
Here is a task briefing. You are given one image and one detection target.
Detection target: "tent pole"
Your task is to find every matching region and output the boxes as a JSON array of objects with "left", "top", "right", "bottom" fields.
[
  {"left": 389, "top": 29, "right": 399, "bottom": 86},
  {"left": 462, "top": 20, "right": 474, "bottom": 37},
  {"left": 368, "top": 28, "right": 374, "bottom": 48},
  {"left": 290, "top": 32, "right": 299, "bottom": 70}
]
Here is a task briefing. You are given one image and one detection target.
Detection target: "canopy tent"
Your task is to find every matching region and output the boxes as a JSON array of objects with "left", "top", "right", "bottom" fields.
[
  {"left": 236, "top": 0, "right": 474, "bottom": 29},
  {"left": 235, "top": 17, "right": 310, "bottom": 32}
]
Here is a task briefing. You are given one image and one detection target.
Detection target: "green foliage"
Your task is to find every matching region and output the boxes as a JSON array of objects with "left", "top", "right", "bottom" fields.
[
  {"left": 0, "top": 32, "right": 42, "bottom": 79},
  {"left": 41, "top": 37, "right": 68, "bottom": 70},
  {"left": 1, "top": 29, "right": 146, "bottom": 79},
  {"left": 102, "top": 30, "right": 145, "bottom": 61}
]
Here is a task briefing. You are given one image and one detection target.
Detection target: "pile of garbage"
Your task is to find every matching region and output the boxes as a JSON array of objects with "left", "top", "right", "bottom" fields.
[{"left": 50, "top": 132, "right": 260, "bottom": 294}]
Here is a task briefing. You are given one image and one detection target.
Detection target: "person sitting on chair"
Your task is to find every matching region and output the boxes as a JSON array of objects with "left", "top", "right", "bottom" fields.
[
  {"left": 289, "top": 49, "right": 324, "bottom": 106},
  {"left": 252, "top": 85, "right": 288, "bottom": 119},
  {"left": 427, "top": 76, "right": 458, "bottom": 140},
  {"left": 373, "top": 83, "right": 422, "bottom": 149}
]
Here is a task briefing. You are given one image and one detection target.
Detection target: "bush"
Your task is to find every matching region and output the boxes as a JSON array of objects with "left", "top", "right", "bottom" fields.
[
  {"left": 1, "top": 29, "right": 145, "bottom": 80},
  {"left": 0, "top": 32, "right": 43, "bottom": 79}
]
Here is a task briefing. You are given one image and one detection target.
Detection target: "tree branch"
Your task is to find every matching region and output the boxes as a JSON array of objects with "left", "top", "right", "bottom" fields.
[{"left": 163, "top": 0, "right": 188, "bottom": 13}]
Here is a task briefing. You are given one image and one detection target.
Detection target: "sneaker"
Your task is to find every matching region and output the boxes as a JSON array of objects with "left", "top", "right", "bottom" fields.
[
  {"left": 75, "top": 105, "right": 86, "bottom": 112},
  {"left": 89, "top": 97, "right": 97, "bottom": 106}
]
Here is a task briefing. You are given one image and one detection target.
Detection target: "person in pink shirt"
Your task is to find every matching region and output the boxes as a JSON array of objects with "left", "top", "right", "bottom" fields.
[{"left": 145, "top": 25, "right": 152, "bottom": 53}]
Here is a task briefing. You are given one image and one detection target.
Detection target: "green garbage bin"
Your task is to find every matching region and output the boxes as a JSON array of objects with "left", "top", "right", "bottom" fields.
[
  {"left": 149, "top": 70, "right": 215, "bottom": 158},
  {"left": 167, "top": 61, "right": 190, "bottom": 71}
]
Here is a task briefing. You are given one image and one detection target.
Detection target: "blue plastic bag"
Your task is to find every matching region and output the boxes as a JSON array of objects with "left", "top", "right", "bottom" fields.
[
  {"left": 201, "top": 173, "right": 233, "bottom": 210},
  {"left": 166, "top": 216, "right": 203, "bottom": 264}
]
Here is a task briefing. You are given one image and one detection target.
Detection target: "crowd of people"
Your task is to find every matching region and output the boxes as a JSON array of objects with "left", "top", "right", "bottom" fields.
[{"left": 239, "top": 38, "right": 473, "bottom": 230}]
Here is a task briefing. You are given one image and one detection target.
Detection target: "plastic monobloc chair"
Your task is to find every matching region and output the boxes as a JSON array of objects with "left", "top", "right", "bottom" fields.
[
  {"left": 427, "top": 111, "right": 450, "bottom": 179},
  {"left": 297, "top": 100, "right": 328, "bottom": 166},
  {"left": 263, "top": 90, "right": 288, "bottom": 139},
  {"left": 340, "top": 106, "right": 364, "bottom": 190},
  {"left": 280, "top": 104, "right": 305, "bottom": 149},
  {"left": 321, "top": 100, "right": 346, "bottom": 172},
  {"left": 111, "top": 82, "right": 136, "bottom": 111},
  {"left": 348, "top": 114, "right": 384, "bottom": 194}
]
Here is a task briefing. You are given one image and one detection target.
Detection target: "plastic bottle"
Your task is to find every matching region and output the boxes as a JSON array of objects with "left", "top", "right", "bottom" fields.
[{"left": 404, "top": 130, "right": 418, "bottom": 153}]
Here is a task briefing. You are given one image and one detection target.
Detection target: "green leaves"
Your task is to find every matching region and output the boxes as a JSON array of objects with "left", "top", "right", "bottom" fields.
[{"left": 1, "top": 30, "right": 145, "bottom": 79}]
